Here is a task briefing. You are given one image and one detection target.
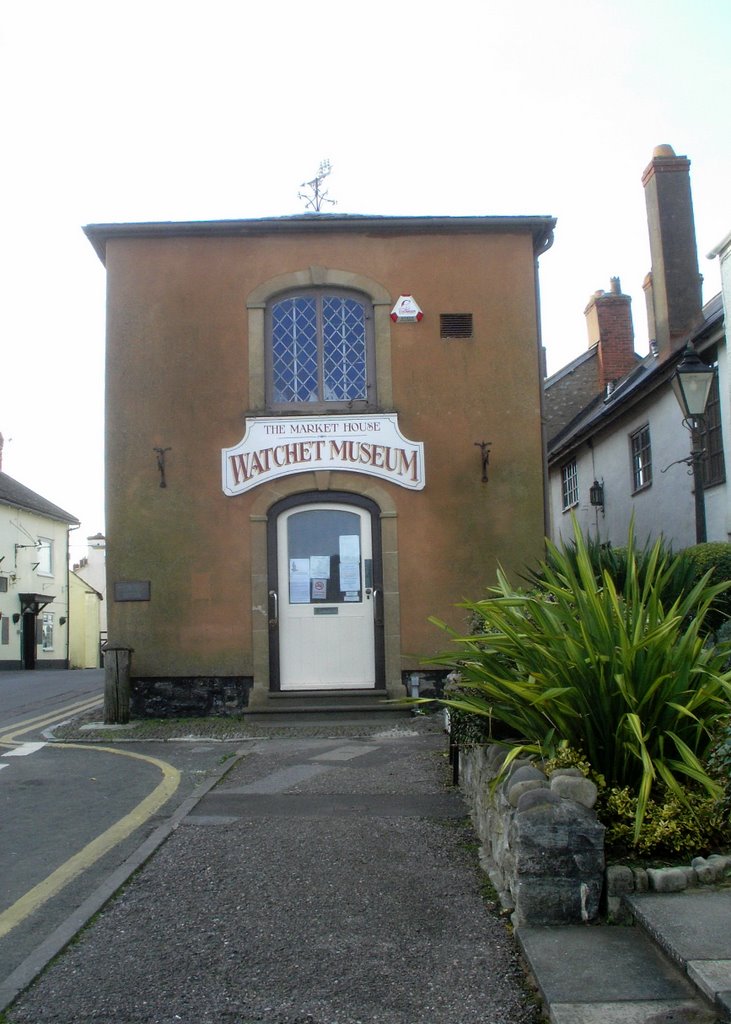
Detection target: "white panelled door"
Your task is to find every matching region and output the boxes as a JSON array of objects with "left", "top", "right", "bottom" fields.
[{"left": 276, "top": 503, "right": 376, "bottom": 690}]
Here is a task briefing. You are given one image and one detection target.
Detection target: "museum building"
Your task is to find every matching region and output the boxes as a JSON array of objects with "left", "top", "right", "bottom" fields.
[{"left": 84, "top": 213, "right": 555, "bottom": 714}]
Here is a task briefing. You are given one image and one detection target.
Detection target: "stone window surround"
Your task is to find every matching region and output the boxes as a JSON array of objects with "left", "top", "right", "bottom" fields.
[{"left": 246, "top": 266, "right": 394, "bottom": 412}]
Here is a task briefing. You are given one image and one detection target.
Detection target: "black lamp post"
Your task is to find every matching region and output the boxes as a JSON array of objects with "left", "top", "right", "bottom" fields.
[{"left": 670, "top": 345, "right": 715, "bottom": 543}]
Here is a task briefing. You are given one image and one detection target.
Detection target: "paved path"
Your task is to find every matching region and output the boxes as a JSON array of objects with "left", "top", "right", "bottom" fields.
[{"left": 5, "top": 730, "right": 541, "bottom": 1024}]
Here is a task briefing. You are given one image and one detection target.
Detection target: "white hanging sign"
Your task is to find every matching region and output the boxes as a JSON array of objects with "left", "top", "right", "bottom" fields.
[{"left": 222, "top": 414, "right": 425, "bottom": 495}]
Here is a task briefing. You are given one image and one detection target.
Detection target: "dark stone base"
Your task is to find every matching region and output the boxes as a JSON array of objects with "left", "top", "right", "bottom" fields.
[
  {"left": 400, "top": 669, "right": 450, "bottom": 698},
  {"left": 130, "top": 676, "right": 253, "bottom": 718}
]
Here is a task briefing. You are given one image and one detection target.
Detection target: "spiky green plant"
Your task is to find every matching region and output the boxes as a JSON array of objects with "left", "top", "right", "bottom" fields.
[{"left": 427, "top": 517, "right": 731, "bottom": 843}]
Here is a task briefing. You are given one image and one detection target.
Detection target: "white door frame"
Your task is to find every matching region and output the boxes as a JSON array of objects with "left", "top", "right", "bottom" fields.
[{"left": 268, "top": 492, "right": 385, "bottom": 692}]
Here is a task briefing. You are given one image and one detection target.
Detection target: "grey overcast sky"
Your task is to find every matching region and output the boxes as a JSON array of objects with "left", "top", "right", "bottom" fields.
[{"left": 1, "top": 0, "right": 729, "bottom": 561}]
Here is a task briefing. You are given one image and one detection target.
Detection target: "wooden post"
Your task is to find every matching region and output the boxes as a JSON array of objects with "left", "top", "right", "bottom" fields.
[{"left": 103, "top": 646, "right": 133, "bottom": 724}]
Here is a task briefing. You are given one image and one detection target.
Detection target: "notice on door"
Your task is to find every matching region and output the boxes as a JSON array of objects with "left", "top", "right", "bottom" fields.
[{"left": 289, "top": 559, "right": 310, "bottom": 604}]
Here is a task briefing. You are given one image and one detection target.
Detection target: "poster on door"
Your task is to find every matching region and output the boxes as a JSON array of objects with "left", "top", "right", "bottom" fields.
[{"left": 289, "top": 559, "right": 310, "bottom": 604}]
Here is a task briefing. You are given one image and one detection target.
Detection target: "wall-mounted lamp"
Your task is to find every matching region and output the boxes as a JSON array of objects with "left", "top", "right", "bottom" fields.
[
  {"left": 12, "top": 613, "right": 20, "bottom": 624},
  {"left": 59, "top": 616, "right": 67, "bottom": 626},
  {"left": 589, "top": 479, "right": 605, "bottom": 515},
  {"left": 474, "top": 440, "right": 492, "bottom": 483}
]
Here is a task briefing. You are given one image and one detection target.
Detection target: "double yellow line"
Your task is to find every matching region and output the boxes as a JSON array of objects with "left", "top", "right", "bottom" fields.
[
  {"left": 0, "top": 694, "right": 103, "bottom": 746},
  {"left": 0, "top": 698, "right": 180, "bottom": 939}
]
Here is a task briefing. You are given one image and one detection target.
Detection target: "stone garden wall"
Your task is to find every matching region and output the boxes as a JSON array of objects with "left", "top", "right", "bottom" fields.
[{"left": 458, "top": 743, "right": 605, "bottom": 927}]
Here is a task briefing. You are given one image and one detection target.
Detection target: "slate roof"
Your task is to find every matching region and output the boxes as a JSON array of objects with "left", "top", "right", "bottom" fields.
[
  {"left": 547, "top": 292, "right": 725, "bottom": 465},
  {"left": 0, "top": 472, "right": 79, "bottom": 525}
]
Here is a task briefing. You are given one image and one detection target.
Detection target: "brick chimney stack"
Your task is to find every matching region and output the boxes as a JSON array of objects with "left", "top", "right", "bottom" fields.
[
  {"left": 642, "top": 144, "right": 703, "bottom": 359},
  {"left": 584, "top": 277, "right": 637, "bottom": 391}
]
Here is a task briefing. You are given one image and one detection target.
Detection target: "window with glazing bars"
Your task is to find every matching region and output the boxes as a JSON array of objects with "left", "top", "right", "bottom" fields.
[
  {"left": 269, "top": 291, "right": 373, "bottom": 408},
  {"left": 631, "top": 424, "right": 652, "bottom": 491},
  {"left": 699, "top": 371, "right": 725, "bottom": 487},
  {"left": 561, "top": 459, "right": 579, "bottom": 510}
]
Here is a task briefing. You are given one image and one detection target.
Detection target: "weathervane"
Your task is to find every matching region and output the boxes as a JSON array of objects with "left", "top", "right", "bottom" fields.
[{"left": 298, "top": 159, "right": 336, "bottom": 212}]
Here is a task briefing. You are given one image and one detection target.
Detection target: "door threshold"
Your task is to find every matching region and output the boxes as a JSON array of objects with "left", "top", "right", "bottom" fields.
[{"left": 269, "top": 689, "right": 388, "bottom": 699}]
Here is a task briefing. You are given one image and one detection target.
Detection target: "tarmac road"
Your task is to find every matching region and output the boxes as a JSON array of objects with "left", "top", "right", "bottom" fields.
[{"left": 0, "top": 686, "right": 250, "bottom": 998}]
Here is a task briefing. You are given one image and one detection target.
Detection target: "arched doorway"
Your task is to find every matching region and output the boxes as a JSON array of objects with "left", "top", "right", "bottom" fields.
[{"left": 267, "top": 492, "right": 385, "bottom": 691}]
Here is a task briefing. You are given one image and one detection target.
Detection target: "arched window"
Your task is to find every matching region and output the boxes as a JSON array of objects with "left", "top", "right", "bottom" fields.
[{"left": 267, "top": 289, "right": 376, "bottom": 410}]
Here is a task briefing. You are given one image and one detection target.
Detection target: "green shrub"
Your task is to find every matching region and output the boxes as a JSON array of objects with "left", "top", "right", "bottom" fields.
[
  {"left": 543, "top": 744, "right": 729, "bottom": 856},
  {"left": 684, "top": 542, "right": 731, "bottom": 632},
  {"left": 600, "top": 786, "right": 728, "bottom": 858},
  {"left": 708, "top": 721, "right": 731, "bottom": 819},
  {"left": 525, "top": 534, "right": 697, "bottom": 617},
  {"left": 427, "top": 517, "right": 731, "bottom": 843}
]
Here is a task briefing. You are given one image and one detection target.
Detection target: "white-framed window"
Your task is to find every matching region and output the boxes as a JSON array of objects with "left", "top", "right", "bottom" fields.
[
  {"left": 267, "top": 289, "right": 375, "bottom": 410},
  {"left": 41, "top": 612, "right": 54, "bottom": 651},
  {"left": 37, "top": 538, "right": 53, "bottom": 576},
  {"left": 561, "top": 459, "right": 579, "bottom": 511},
  {"left": 630, "top": 424, "right": 652, "bottom": 492}
]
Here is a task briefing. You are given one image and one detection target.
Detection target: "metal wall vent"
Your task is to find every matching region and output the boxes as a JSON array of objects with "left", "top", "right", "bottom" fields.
[{"left": 440, "top": 313, "right": 473, "bottom": 339}]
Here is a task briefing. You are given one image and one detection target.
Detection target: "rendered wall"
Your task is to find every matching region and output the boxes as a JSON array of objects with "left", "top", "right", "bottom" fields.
[{"left": 103, "top": 226, "right": 547, "bottom": 682}]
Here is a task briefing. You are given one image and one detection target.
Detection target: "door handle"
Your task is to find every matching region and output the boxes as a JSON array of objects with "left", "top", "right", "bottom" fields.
[
  {"left": 268, "top": 590, "right": 278, "bottom": 627},
  {"left": 372, "top": 588, "right": 381, "bottom": 622}
]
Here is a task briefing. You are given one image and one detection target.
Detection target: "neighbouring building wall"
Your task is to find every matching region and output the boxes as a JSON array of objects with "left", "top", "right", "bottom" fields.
[
  {"left": 549, "top": 382, "right": 728, "bottom": 551},
  {"left": 69, "top": 570, "right": 102, "bottom": 668},
  {"left": 73, "top": 533, "right": 107, "bottom": 632},
  {"left": 709, "top": 231, "right": 731, "bottom": 538},
  {"left": 0, "top": 507, "right": 72, "bottom": 670}
]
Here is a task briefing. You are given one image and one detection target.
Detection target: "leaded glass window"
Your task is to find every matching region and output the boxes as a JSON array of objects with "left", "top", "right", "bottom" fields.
[{"left": 268, "top": 290, "right": 373, "bottom": 409}]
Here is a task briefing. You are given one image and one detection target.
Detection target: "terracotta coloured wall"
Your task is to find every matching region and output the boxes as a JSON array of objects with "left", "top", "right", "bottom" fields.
[{"left": 104, "top": 227, "right": 546, "bottom": 680}]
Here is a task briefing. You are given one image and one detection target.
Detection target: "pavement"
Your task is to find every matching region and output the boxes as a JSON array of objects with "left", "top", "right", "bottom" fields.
[{"left": 2, "top": 712, "right": 730, "bottom": 1024}]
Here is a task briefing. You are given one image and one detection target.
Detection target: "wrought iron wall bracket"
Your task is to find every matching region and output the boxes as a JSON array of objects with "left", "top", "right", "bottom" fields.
[
  {"left": 153, "top": 447, "right": 172, "bottom": 488},
  {"left": 474, "top": 441, "right": 492, "bottom": 483}
]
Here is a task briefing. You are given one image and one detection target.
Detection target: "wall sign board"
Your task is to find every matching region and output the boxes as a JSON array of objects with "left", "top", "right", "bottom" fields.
[
  {"left": 114, "top": 580, "right": 151, "bottom": 602},
  {"left": 222, "top": 414, "right": 425, "bottom": 495}
]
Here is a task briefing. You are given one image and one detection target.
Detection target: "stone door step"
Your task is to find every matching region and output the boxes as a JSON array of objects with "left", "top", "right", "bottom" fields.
[
  {"left": 517, "top": 916, "right": 724, "bottom": 1023},
  {"left": 518, "top": 890, "right": 731, "bottom": 1021}
]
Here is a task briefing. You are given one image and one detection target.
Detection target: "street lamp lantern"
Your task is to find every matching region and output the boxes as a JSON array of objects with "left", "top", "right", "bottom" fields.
[
  {"left": 671, "top": 345, "right": 715, "bottom": 422},
  {"left": 670, "top": 344, "right": 715, "bottom": 543}
]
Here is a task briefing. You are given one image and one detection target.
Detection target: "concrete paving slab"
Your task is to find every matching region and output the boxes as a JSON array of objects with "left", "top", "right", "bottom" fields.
[
  {"left": 225, "top": 762, "right": 332, "bottom": 792},
  {"left": 628, "top": 892, "right": 731, "bottom": 962},
  {"left": 687, "top": 959, "right": 731, "bottom": 1002},
  {"left": 518, "top": 926, "right": 699, "bottom": 1004},
  {"left": 188, "top": 790, "right": 465, "bottom": 819},
  {"left": 549, "top": 999, "right": 719, "bottom": 1023}
]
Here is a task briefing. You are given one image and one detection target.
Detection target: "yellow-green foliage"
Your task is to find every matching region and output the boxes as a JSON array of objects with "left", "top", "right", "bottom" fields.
[
  {"left": 544, "top": 746, "right": 729, "bottom": 856},
  {"left": 601, "top": 786, "right": 729, "bottom": 857}
]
